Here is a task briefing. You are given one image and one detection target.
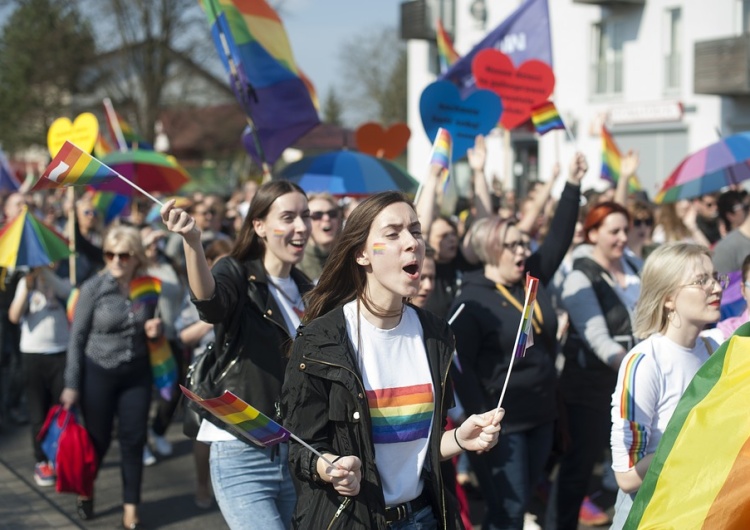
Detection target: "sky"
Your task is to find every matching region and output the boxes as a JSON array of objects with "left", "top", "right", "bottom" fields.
[{"left": 281, "top": 0, "right": 403, "bottom": 99}]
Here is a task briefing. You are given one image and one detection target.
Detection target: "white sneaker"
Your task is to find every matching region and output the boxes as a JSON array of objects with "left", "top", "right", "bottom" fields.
[
  {"left": 143, "top": 445, "right": 157, "bottom": 467},
  {"left": 149, "top": 429, "right": 173, "bottom": 456}
]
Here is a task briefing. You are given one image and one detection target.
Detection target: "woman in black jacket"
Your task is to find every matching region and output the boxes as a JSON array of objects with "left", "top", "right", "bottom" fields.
[
  {"left": 161, "top": 181, "right": 312, "bottom": 530},
  {"left": 282, "top": 191, "right": 502, "bottom": 530},
  {"left": 448, "top": 153, "right": 586, "bottom": 530}
]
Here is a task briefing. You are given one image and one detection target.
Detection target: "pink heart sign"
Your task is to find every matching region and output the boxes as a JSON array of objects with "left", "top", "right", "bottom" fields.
[{"left": 472, "top": 49, "right": 555, "bottom": 130}]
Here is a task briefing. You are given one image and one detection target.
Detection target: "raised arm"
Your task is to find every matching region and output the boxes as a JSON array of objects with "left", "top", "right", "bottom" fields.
[
  {"left": 468, "top": 135, "right": 492, "bottom": 220},
  {"left": 516, "top": 162, "right": 560, "bottom": 236},
  {"left": 614, "top": 150, "right": 638, "bottom": 207}
]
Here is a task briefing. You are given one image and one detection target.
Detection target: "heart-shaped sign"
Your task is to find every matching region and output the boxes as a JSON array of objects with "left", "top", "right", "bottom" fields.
[
  {"left": 355, "top": 122, "right": 411, "bottom": 160},
  {"left": 47, "top": 113, "right": 100, "bottom": 157},
  {"left": 472, "top": 49, "right": 555, "bottom": 130},
  {"left": 420, "top": 81, "right": 502, "bottom": 161}
]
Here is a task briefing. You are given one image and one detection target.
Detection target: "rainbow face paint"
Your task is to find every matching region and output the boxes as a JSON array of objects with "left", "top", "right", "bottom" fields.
[
  {"left": 373, "top": 242, "right": 386, "bottom": 255},
  {"left": 273, "top": 228, "right": 285, "bottom": 238}
]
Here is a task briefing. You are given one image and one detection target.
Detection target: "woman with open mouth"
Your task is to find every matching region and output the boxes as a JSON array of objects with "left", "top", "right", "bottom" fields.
[
  {"left": 161, "top": 181, "right": 312, "bottom": 530},
  {"left": 282, "top": 191, "right": 502, "bottom": 529}
]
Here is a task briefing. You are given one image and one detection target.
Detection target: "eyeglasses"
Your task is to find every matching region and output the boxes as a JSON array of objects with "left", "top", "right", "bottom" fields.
[
  {"left": 310, "top": 209, "right": 340, "bottom": 221},
  {"left": 633, "top": 218, "right": 653, "bottom": 228},
  {"left": 104, "top": 251, "right": 134, "bottom": 263},
  {"left": 502, "top": 240, "right": 532, "bottom": 253},
  {"left": 681, "top": 272, "right": 730, "bottom": 292}
]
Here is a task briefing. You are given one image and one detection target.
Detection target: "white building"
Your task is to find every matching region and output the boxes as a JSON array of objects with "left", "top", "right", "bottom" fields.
[{"left": 402, "top": 0, "right": 750, "bottom": 199}]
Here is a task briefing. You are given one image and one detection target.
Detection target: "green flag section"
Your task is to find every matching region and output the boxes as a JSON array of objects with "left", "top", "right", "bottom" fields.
[{"left": 625, "top": 322, "right": 750, "bottom": 529}]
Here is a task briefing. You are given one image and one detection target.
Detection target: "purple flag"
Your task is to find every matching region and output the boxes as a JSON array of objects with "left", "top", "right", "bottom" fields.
[{"left": 440, "top": 0, "right": 553, "bottom": 95}]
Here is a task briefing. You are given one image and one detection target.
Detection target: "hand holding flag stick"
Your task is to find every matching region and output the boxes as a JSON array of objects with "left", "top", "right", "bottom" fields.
[
  {"left": 179, "top": 385, "right": 340, "bottom": 468},
  {"left": 496, "top": 274, "right": 540, "bottom": 412},
  {"left": 33, "top": 141, "right": 164, "bottom": 206}
]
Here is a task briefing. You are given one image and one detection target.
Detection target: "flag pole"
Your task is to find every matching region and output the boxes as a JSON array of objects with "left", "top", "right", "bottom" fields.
[
  {"left": 103, "top": 98, "right": 128, "bottom": 153},
  {"left": 496, "top": 284, "right": 534, "bottom": 412}
]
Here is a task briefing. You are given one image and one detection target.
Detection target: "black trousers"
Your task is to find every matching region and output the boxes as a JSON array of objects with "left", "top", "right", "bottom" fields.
[
  {"left": 24, "top": 352, "right": 66, "bottom": 462},
  {"left": 81, "top": 356, "right": 151, "bottom": 505}
]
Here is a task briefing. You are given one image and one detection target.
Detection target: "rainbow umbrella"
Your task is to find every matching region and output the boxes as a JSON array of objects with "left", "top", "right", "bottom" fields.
[
  {"left": 278, "top": 150, "right": 418, "bottom": 197},
  {"left": 0, "top": 147, "right": 20, "bottom": 192},
  {"left": 656, "top": 132, "right": 750, "bottom": 203},
  {"left": 0, "top": 207, "right": 72, "bottom": 268},
  {"left": 95, "top": 150, "right": 190, "bottom": 195},
  {"left": 91, "top": 191, "right": 130, "bottom": 225}
]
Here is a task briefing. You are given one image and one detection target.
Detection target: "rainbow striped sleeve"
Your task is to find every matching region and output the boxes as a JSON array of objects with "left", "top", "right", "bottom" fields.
[
  {"left": 33, "top": 141, "right": 118, "bottom": 191},
  {"left": 619, "top": 353, "right": 648, "bottom": 467},
  {"left": 530, "top": 101, "right": 565, "bottom": 135},
  {"left": 368, "top": 383, "right": 434, "bottom": 444}
]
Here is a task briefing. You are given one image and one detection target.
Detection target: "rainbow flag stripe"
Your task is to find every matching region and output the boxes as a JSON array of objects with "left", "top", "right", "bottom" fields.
[
  {"left": 180, "top": 386, "right": 291, "bottom": 447},
  {"left": 430, "top": 128, "right": 452, "bottom": 171},
  {"left": 129, "top": 276, "right": 161, "bottom": 308},
  {"left": 530, "top": 101, "right": 565, "bottom": 135},
  {"left": 66, "top": 288, "right": 80, "bottom": 323},
  {"left": 92, "top": 191, "right": 129, "bottom": 225},
  {"left": 436, "top": 19, "right": 459, "bottom": 74},
  {"left": 602, "top": 127, "right": 642, "bottom": 192},
  {"left": 372, "top": 243, "right": 386, "bottom": 255},
  {"left": 619, "top": 353, "right": 647, "bottom": 467},
  {"left": 0, "top": 207, "right": 72, "bottom": 269},
  {"left": 626, "top": 323, "right": 750, "bottom": 529},
  {"left": 148, "top": 335, "right": 177, "bottom": 400},
  {"left": 514, "top": 275, "right": 540, "bottom": 358},
  {"left": 367, "top": 383, "right": 434, "bottom": 444},
  {"left": 32, "top": 141, "right": 119, "bottom": 191}
]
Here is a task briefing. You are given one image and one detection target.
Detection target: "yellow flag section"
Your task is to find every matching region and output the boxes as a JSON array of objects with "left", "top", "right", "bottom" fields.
[{"left": 626, "top": 322, "right": 750, "bottom": 529}]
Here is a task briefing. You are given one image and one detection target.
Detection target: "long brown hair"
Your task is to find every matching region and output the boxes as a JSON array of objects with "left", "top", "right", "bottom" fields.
[
  {"left": 304, "top": 191, "right": 414, "bottom": 322},
  {"left": 230, "top": 180, "right": 307, "bottom": 263}
]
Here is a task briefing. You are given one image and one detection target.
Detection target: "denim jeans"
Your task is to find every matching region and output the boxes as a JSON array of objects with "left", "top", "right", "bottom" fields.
[
  {"left": 210, "top": 440, "right": 296, "bottom": 530},
  {"left": 610, "top": 489, "right": 635, "bottom": 530},
  {"left": 387, "top": 505, "right": 438, "bottom": 530},
  {"left": 468, "top": 421, "right": 554, "bottom": 530}
]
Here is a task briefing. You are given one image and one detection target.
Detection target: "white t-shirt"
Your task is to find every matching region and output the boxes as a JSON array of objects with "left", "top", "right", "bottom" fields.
[
  {"left": 343, "top": 301, "right": 434, "bottom": 506},
  {"left": 610, "top": 333, "right": 718, "bottom": 473},
  {"left": 13, "top": 275, "right": 69, "bottom": 354}
]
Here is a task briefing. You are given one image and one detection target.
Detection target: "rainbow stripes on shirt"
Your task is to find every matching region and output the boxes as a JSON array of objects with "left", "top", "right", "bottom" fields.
[
  {"left": 530, "top": 101, "right": 565, "bottom": 135},
  {"left": 367, "top": 383, "right": 434, "bottom": 444},
  {"left": 619, "top": 352, "right": 647, "bottom": 467},
  {"left": 32, "top": 141, "right": 119, "bottom": 191}
]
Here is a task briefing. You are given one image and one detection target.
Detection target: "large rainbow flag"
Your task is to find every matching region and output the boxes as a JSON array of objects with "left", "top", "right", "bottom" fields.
[
  {"left": 180, "top": 386, "right": 291, "bottom": 447},
  {"left": 201, "top": 0, "right": 320, "bottom": 166},
  {"left": 602, "top": 126, "right": 642, "bottom": 192},
  {"left": 31, "top": 141, "right": 119, "bottom": 191},
  {"left": 625, "top": 322, "right": 750, "bottom": 529},
  {"left": 436, "top": 19, "right": 459, "bottom": 74}
]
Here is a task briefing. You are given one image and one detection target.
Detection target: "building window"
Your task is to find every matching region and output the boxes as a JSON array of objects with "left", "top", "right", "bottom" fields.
[
  {"left": 743, "top": 0, "right": 750, "bottom": 33},
  {"left": 591, "top": 20, "right": 623, "bottom": 96},
  {"left": 664, "top": 8, "right": 682, "bottom": 90}
]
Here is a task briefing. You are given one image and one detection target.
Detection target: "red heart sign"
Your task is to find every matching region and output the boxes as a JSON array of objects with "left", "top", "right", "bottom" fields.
[
  {"left": 355, "top": 122, "right": 411, "bottom": 160},
  {"left": 472, "top": 49, "right": 555, "bottom": 130}
]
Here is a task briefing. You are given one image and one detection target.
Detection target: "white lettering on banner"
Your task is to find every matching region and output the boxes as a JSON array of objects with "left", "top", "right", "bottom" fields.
[
  {"left": 609, "top": 102, "right": 683, "bottom": 125},
  {"left": 47, "top": 161, "right": 70, "bottom": 183},
  {"left": 495, "top": 33, "right": 527, "bottom": 54}
]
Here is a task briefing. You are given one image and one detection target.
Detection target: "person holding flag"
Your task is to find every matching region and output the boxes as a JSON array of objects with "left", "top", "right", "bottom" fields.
[
  {"left": 282, "top": 191, "right": 502, "bottom": 529},
  {"left": 448, "top": 153, "right": 586, "bottom": 529}
]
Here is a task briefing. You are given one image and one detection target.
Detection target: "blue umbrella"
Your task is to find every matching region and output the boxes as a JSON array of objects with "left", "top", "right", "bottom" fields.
[{"left": 278, "top": 151, "right": 418, "bottom": 197}]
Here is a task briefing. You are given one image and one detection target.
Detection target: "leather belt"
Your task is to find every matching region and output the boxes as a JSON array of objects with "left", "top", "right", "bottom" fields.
[{"left": 385, "top": 491, "right": 431, "bottom": 523}]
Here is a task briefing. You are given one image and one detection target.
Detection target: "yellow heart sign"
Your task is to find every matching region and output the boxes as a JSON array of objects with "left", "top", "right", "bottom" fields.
[{"left": 47, "top": 113, "right": 100, "bottom": 157}]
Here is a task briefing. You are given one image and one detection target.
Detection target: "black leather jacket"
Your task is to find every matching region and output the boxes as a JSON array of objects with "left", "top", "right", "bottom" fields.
[
  {"left": 281, "top": 304, "right": 464, "bottom": 530},
  {"left": 192, "top": 257, "right": 312, "bottom": 422}
]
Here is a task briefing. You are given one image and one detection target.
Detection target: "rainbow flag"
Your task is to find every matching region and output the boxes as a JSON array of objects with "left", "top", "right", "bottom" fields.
[
  {"left": 720, "top": 270, "right": 746, "bottom": 320},
  {"left": 436, "top": 19, "right": 460, "bottom": 74},
  {"left": 129, "top": 276, "right": 161, "bottom": 311},
  {"left": 625, "top": 323, "right": 750, "bottom": 529},
  {"left": 93, "top": 132, "right": 114, "bottom": 159},
  {"left": 180, "top": 386, "right": 291, "bottom": 447},
  {"left": 201, "top": 0, "right": 320, "bottom": 166},
  {"left": 429, "top": 128, "right": 452, "bottom": 171},
  {"left": 32, "top": 141, "right": 119, "bottom": 191},
  {"left": 92, "top": 191, "right": 129, "bottom": 225},
  {"left": 149, "top": 335, "right": 178, "bottom": 400},
  {"left": 105, "top": 108, "right": 152, "bottom": 151},
  {"left": 602, "top": 126, "right": 642, "bottom": 192},
  {"left": 0, "top": 147, "right": 20, "bottom": 192},
  {"left": 530, "top": 100, "right": 565, "bottom": 135},
  {"left": 514, "top": 274, "right": 539, "bottom": 358},
  {"left": 66, "top": 288, "right": 79, "bottom": 323},
  {"left": 367, "top": 383, "right": 435, "bottom": 444}
]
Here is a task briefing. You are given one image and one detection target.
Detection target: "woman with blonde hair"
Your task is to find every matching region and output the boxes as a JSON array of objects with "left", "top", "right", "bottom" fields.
[
  {"left": 609, "top": 242, "right": 726, "bottom": 528},
  {"left": 61, "top": 225, "right": 162, "bottom": 529}
]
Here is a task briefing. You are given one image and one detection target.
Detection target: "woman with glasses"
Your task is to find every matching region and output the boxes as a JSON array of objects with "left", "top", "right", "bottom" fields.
[
  {"left": 548, "top": 201, "right": 642, "bottom": 530},
  {"left": 626, "top": 200, "right": 656, "bottom": 265},
  {"left": 448, "top": 153, "right": 587, "bottom": 529},
  {"left": 297, "top": 192, "right": 342, "bottom": 282},
  {"left": 609, "top": 243, "right": 724, "bottom": 528},
  {"left": 61, "top": 226, "right": 162, "bottom": 529}
]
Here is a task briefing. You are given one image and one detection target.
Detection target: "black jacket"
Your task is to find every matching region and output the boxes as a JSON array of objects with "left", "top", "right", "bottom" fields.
[
  {"left": 192, "top": 257, "right": 312, "bottom": 422},
  {"left": 281, "top": 304, "right": 464, "bottom": 530}
]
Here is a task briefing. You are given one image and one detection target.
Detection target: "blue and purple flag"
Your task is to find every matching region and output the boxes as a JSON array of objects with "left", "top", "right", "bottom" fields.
[
  {"left": 0, "top": 148, "right": 20, "bottom": 192},
  {"left": 440, "top": 0, "right": 552, "bottom": 95}
]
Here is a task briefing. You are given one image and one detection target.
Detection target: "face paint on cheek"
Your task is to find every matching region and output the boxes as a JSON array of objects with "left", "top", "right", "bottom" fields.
[
  {"left": 373, "top": 243, "right": 386, "bottom": 255},
  {"left": 273, "top": 229, "right": 285, "bottom": 238}
]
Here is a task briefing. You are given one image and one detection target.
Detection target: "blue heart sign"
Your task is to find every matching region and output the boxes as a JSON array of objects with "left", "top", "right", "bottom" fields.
[{"left": 419, "top": 81, "right": 503, "bottom": 161}]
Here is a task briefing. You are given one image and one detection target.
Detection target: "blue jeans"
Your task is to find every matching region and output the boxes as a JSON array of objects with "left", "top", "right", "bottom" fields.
[
  {"left": 610, "top": 489, "right": 635, "bottom": 530},
  {"left": 210, "top": 440, "right": 296, "bottom": 530},
  {"left": 388, "top": 505, "right": 438, "bottom": 530},
  {"left": 468, "top": 421, "right": 554, "bottom": 530}
]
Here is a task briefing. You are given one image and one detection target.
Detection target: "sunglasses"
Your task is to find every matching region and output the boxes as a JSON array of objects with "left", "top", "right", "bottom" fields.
[
  {"left": 633, "top": 218, "right": 653, "bottom": 227},
  {"left": 104, "top": 251, "right": 134, "bottom": 262},
  {"left": 310, "top": 209, "right": 340, "bottom": 221}
]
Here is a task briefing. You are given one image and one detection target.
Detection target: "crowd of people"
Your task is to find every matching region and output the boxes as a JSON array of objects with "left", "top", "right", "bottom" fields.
[{"left": 0, "top": 136, "right": 748, "bottom": 530}]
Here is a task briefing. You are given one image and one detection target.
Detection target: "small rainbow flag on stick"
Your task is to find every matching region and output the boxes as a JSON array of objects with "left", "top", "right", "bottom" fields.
[
  {"left": 436, "top": 19, "right": 460, "bottom": 74},
  {"left": 429, "top": 128, "right": 452, "bottom": 171},
  {"left": 497, "top": 274, "right": 540, "bottom": 410},
  {"left": 530, "top": 101, "right": 567, "bottom": 136},
  {"left": 180, "top": 386, "right": 337, "bottom": 467},
  {"left": 602, "top": 126, "right": 642, "bottom": 192}
]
